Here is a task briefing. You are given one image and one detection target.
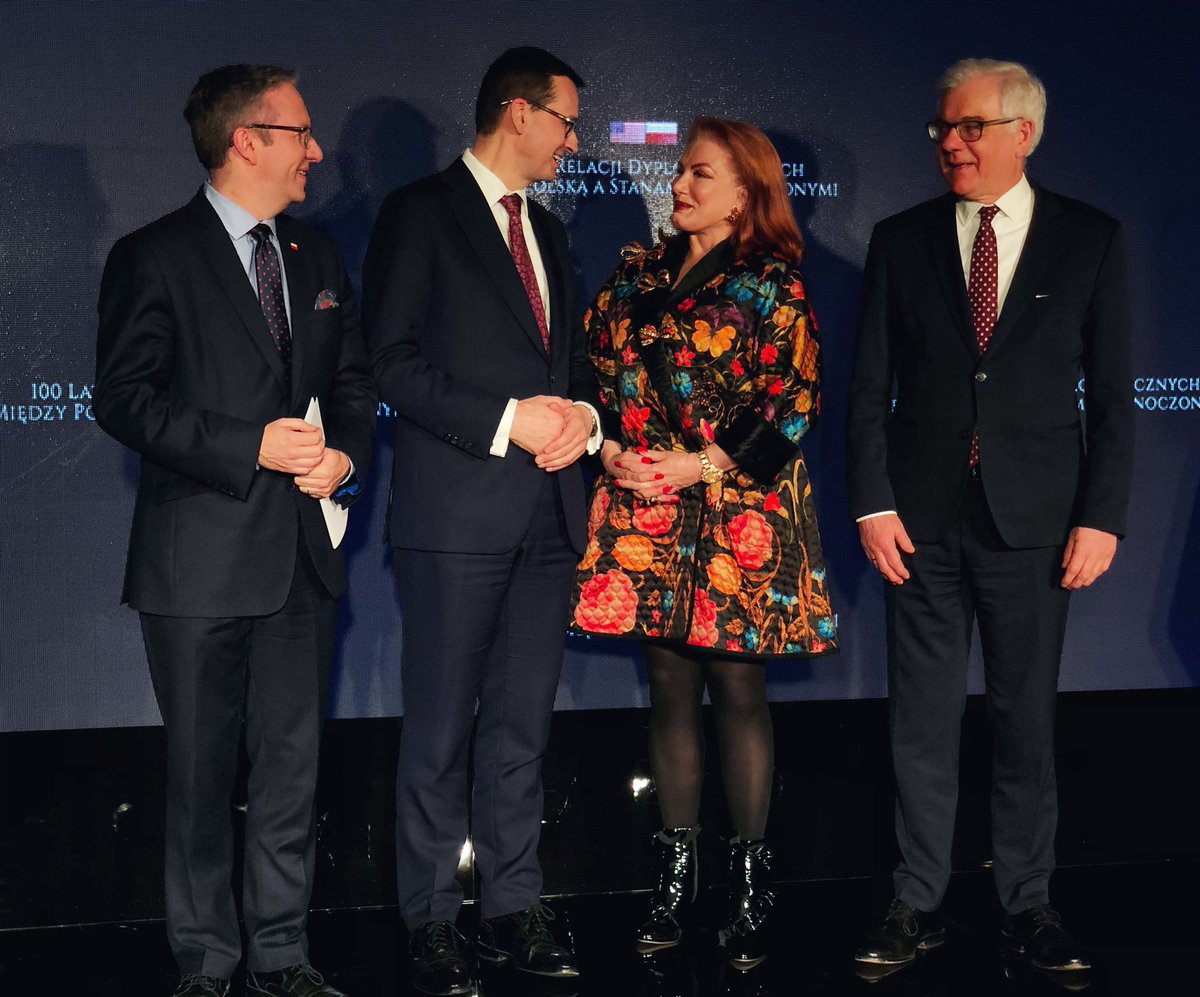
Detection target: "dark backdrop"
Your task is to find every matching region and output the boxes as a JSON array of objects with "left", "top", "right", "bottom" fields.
[{"left": 2, "top": 0, "right": 1196, "bottom": 731}]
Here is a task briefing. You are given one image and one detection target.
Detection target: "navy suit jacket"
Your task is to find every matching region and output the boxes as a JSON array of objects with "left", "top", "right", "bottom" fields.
[
  {"left": 95, "top": 190, "right": 377, "bottom": 616},
  {"left": 847, "top": 183, "right": 1134, "bottom": 547},
  {"left": 363, "top": 158, "right": 598, "bottom": 555}
]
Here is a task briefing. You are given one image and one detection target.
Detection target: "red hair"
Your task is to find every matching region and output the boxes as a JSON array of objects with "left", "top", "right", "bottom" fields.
[{"left": 686, "top": 117, "right": 804, "bottom": 263}]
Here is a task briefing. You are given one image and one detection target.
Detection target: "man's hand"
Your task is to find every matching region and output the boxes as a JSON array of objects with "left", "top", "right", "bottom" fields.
[
  {"left": 510, "top": 395, "right": 568, "bottom": 455},
  {"left": 536, "top": 403, "right": 593, "bottom": 472},
  {"left": 259, "top": 418, "right": 324, "bottom": 474},
  {"left": 1060, "top": 526, "right": 1118, "bottom": 589},
  {"left": 859, "top": 513, "right": 916, "bottom": 585},
  {"left": 294, "top": 448, "right": 351, "bottom": 500}
]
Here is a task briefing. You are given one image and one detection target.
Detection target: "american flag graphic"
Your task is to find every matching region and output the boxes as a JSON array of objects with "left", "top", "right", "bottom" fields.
[{"left": 610, "top": 121, "right": 677, "bottom": 145}]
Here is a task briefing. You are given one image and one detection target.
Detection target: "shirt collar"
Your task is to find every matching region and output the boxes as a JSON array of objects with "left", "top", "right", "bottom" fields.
[
  {"left": 204, "top": 182, "right": 277, "bottom": 242},
  {"left": 955, "top": 173, "right": 1034, "bottom": 226},
  {"left": 461, "top": 149, "right": 526, "bottom": 213}
]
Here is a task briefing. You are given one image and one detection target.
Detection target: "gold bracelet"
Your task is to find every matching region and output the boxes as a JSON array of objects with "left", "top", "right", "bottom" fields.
[{"left": 697, "top": 448, "right": 725, "bottom": 485}]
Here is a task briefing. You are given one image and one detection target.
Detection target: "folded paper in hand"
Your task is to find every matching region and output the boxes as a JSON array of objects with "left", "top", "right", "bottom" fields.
[{"left": 303, "top": 396, "right": 348, "bottom": 549}]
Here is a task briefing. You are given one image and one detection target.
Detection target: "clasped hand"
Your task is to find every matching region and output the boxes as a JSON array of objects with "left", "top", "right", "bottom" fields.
[
  {"left": 603, "top": 443, "right": 702, "bottom": 505},
  {"left": 258, "top": 417, "right": 349, "bottom": 499},
  {"left": 510, "top": 396, "right": 591, "bottom": 472}
]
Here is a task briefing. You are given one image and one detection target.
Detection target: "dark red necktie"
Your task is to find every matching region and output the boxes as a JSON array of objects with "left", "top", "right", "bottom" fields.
[
  {"left": 500, "top": 193, "right": 550, "bottom": 352},
  {"left": 249, "top": 223, "right": 293, "bottom": 387},
  {"left": 967, "top": 204, "right": 1000, "bottom": 466}
]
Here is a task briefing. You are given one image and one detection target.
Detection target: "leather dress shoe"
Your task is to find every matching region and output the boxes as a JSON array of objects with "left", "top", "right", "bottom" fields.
[
  {"left": 409, "top": 920, "right": 477, "bottom": 996},
  {"left": 246, "top": 964, "right": 346, "bottom": 996},
  {"left": 1002, "top": 904, "right": 1091, "bottom": 971},
  {"left": 478, "top": 904, "right": 580, "bottom": 977},
  {"left": 171, "top": 977, "right": 230, "bottom": 997},
  {"left": 854, "top": 899, "right": 946, "bottom": 966}
]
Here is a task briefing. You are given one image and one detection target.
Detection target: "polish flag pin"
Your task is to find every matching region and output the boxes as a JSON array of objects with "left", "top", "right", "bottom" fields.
[{"left": 289, "top": 242, "right": 299, "bottom": 251}]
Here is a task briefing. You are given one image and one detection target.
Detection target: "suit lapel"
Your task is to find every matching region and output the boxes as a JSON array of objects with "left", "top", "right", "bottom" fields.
[
  {"left": 443, "top": 161, "right": 548, "bottom": 359},
  {"left": 925, "top": 194, "right": 978, "bottom": 356},
  {"left": 984, "top": 185, "right": 1062, "bottom": 355},
  {"left": 277, "top": 215, "right": 315, "bottom": 409},
  {"left": 186, "top": 192, "right": 287, "bottom": 389}
]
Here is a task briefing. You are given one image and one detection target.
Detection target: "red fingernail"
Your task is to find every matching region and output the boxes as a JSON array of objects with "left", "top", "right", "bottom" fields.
[
  {"left": 641, "top": 457, "right": 653, "bottom": 464},
  {"left": 654, "top": 473, "right": 664, "bottom": 480},
  {"left": 663, "top": 485, "right": 673, "bottom": 493},
  {"left": 614, "top": 461, "right": 623, "bottom": 468}
]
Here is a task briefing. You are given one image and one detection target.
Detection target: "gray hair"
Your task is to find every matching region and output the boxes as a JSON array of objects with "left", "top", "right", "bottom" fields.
[{"left": 938, "top": 58, "right": 1047, "bottom": 155}]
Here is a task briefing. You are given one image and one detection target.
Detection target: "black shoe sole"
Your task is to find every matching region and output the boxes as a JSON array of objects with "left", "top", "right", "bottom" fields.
[
  {"left": 476, "top": 946, "right": 581, "bottom": 978},
  {"left": 728, "top": 953, "right": 768, "bottom": 971},
  {"left": 854, "top": 929, "right": 948, "bottom": 966},
  {"left": 1003, "top": 938, "right": 1092, "bottom": 972},
  {"left": 411, "top": 980, "right": 479, "bottom": 997},
  {"left": 635, "top": 936, "right": 682, "bottom": 953}
]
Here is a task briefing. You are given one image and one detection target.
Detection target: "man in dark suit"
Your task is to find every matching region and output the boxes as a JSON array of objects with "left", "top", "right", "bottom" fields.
[
  {"left": 847, "top": 59, "right": 1133, "bottom": 975},
  {"left": 95, "top": 65, "right": 376, "bottom": 997},
  {"left": 363, "top": 47, "right": 599, "bottom": 996}
]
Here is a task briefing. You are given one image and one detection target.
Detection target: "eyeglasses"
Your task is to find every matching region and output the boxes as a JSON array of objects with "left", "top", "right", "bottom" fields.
[
  {"left": 926, "top": 117, "right": 1021, "bottom": 143},
  {"left": 243, "top": 123, "right": 316, "bottom": 149},
  {"left": 499, "top": 98, "right": 578, "bottom": 138}
]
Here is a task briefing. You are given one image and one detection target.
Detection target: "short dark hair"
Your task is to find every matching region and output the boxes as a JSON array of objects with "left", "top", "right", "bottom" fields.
[
  {"left": 183, "top": 64, "right": 296, "bottom": 170},
  {"left": 474, "top": 47, "right": 584, "bottom": 136}
]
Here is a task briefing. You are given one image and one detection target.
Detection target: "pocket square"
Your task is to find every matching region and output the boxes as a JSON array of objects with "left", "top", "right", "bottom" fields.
[
  {"left": 314, "top": 289, "right": 340, "bottom": 310},
  {"left": 1035, "top": 293, "right": 1050, "bottom": 299}
]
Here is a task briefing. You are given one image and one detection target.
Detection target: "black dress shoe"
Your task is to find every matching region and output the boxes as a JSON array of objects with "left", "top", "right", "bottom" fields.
[
  {"left": 636, "top": 826, "right": 700, "bottom": 951},
  {"left": 409, "top": 920, "right": 477, "bottom": 996},
  {"left": 1002, "top": 904, "right": 1091, "bottom": 971},
  {"left": 854, "top": 899, "right": 946, "bottom": 966},
  {"left": 247, "top": 964, "right": 346, "bottom": 997},
  {"left": 171, "top": 976, "right": 230, "bottom": 997},
  {"left": 478, "top": 904, "right": 580, "bottom": 977}
]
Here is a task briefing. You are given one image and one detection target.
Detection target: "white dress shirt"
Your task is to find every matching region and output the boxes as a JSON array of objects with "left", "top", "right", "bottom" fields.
[
  {"left": 857, "top": 174, "right": 1034, "bottom": 523},
  {"left": 459, "top": 150, "right": 601, "bottom": 457}
]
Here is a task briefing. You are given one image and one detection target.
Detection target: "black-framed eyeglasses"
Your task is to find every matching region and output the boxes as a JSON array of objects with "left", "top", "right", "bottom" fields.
[
  {"left": 242, "top": 123, "right": 315, "bottom": 149},
  {"left": 926, "top": 117, "right": 1021, "bottom": 143},
  {"left": 499, "top": 98, "right": 577, "bottom": 137}
]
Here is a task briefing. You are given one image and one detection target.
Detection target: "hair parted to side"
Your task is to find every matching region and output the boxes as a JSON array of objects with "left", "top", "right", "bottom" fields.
[
  {"left": 184, "top": 64, "right": 297, "bottom": 170},
  {"left": 475, "top": 47, "right": 584, "bottom": 135},
  {"left": 938, "top": 58, "right": 1047, "bottom": 154},
  {"left": 686, "top": 117, "right": 804, "bottom": 263}
]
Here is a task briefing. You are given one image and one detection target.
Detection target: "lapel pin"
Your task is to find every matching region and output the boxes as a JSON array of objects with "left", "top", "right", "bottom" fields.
[{"left": 289, "top": 242, "right": 299, "bottom": 251}]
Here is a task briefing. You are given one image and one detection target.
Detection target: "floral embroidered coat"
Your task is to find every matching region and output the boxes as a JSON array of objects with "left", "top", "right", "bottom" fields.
[{"left": 569, "top": 238, "right": 837, "bottom": 658}]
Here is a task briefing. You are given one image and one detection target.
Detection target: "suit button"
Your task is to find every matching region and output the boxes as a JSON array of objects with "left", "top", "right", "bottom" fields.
[
  {"left": 959, "top": 430, "right": 970, "bottom": 439},
  {"left": 975, "top": 372, "right": 988, "bottom": 382},
  {"left": 548, "top": 375, "right": 556, "bottom": 384}
]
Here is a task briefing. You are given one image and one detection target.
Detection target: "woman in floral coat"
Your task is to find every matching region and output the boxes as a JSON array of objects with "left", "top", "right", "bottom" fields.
[{"left": 569, "top": 118, "right": 837, "bottom": 967}]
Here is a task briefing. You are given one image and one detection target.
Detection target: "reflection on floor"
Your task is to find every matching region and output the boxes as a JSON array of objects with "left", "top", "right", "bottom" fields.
[{"left": 1, "top": 861, "right": 1196, "bottom": 995}]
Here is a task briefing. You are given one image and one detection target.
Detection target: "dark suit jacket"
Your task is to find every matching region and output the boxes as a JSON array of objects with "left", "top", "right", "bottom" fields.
[
  {"left": 847, "top": 182, "right": 1134, "bottom": 548},
  {"left": 362, "top": 158, "right": 598, "bottom": 555},
  {"left": 95, "top": 189, "right": 377, "bottom": 617}
]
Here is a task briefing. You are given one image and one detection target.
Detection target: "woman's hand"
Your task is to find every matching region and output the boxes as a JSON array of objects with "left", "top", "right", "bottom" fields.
[{"left": 605, "top": 446, "right": 704, "bottom": 505}]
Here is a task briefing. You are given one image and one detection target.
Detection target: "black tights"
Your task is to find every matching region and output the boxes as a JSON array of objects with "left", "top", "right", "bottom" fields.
[{"left": 643, "top": 643, "right": 774, "bottom": 841}]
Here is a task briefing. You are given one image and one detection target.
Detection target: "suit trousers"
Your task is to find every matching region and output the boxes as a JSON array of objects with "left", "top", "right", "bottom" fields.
[
  {"left": 887, "top": 472, "right": 1071, "bottom": 914},
  {"left": 393, "top": 475, "right": 577, "bottom": 928},
  {"left": 140, "top": 539, "right": 337, "bottom": 979}
]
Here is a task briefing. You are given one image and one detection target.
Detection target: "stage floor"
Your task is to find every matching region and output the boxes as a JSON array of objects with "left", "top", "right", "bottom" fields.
[{"left": 1, "top": 860, "right": 1195, "bottom": 995}]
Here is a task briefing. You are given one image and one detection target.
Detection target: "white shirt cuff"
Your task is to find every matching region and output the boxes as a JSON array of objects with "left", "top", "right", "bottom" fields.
[
  {"left": 490, "top": 398, "right": 519, "bottom": 457},
  {"left": 856, "top": 510, "right": 898, "bottom": 522}
]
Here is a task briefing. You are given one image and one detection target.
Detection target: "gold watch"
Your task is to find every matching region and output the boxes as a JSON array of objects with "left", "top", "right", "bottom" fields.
[{"left": 697, "top": 448, "right": 725, "bottom": 485}]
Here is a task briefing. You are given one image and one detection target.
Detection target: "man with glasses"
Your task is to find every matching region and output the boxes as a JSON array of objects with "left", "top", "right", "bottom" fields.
[
  {"left": 363, "top": 47, "right": 599, "bottom": 995},
  {"left": 847, "top": 59, "right": 1132, "bottom": 975},
  {"left": 95, "top": 65, "right": 376, "bottom": 997}
]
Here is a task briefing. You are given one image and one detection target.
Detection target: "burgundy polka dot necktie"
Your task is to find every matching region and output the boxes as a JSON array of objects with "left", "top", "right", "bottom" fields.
[
  {"left": 500, "top": 194, "right": 550, "bottom": 352},
  {"left": 967, "top": 204, "right": 1000, "bottom": 467},
  {"left": 249, "top": 223, "right": 293, "bottom": 389}
]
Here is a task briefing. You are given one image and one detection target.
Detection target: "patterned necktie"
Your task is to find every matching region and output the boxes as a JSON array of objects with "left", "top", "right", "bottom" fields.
[
  {"left": 967, "top": 204, "right": 1000, "bottom": 466},
  {"left": 249, "top": 223, "right": 293, "bottom": 387},
  {"left": 500, "top": 193, "right": 550, "bottom": 352}
]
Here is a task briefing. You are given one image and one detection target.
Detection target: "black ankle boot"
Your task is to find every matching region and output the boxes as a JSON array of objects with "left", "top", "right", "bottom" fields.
[
  {"left": 635, "top": 826, "right": 700, "bottom": 950},
  {"left": 718, "top": 838, "right": 774, "bottom": 969}
]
